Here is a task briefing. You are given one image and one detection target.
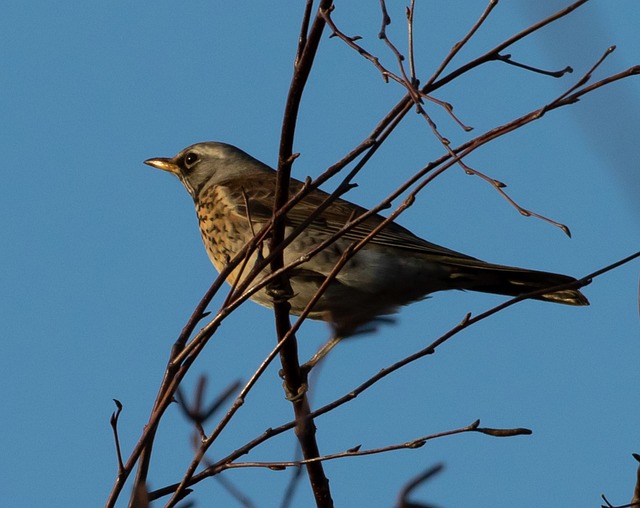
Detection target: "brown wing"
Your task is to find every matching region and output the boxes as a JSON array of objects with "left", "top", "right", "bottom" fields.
[{"left": 232, "top": 173, "right": 478, "bottom": 261}]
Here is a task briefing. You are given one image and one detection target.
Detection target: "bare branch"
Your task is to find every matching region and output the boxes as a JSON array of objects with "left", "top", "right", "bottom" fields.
[
  {"left": 406, "top": 0, "right": 417, "bottom": 82},
  {"left": 221, "top": 419, "right": 523, "bottom": 469},
  {"left": 150, "top": 418, "right": 530, "bottom": 499},
  {"left": 426, "top": 0, "right": 499, "bottom": 86},
  {"left": 110, "top": 399, "right": 124, "bottom": 474},
  {"left": 496, "top": 53, "right": 573, "bottom": 77},
  {"left": 428, "top": 0, "right": 592, "bottom": 91}
]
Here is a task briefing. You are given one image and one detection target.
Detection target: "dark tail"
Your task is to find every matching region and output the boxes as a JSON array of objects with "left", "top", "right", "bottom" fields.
[{"left": 447, "top": 260, "right": 589, "bottom": 306}]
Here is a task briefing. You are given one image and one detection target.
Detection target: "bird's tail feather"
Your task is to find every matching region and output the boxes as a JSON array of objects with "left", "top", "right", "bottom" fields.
[{"left": 445, "top": 259, "right": 589, "bottom": 306}]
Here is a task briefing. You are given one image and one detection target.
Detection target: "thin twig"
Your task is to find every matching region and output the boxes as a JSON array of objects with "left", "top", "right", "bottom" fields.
[
  {"left": 556, "top": 45, "right": 616, "bottom": 103},
  {"left": 219, "top": 419, "right": 529, "bottom": 470},
  {"left": 110, "top": 399, "right": 124, "bottom": 473},
  {"left": 496, "top": 53, "right": 573, "bottom": 77},
  {"left": 150, "top": 419, "right": 526, "bottom": 498},
  {"left": 406, "top": 0, "right": 417, "bottom": 82},
  {"left": 427, "top": 0, "right": 592, "bottom": 92},
  {"left": 426, "top": 0, "right": 499, "bottom": 86}
]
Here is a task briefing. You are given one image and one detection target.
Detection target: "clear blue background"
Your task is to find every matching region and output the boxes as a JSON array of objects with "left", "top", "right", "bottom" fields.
[{"left": 2, "top": 1, "right": 639, "bottom": 507}]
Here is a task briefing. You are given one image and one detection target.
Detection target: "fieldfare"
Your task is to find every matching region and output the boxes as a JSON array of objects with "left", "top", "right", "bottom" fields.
[{"left": 145, "top": 142, "right": 588, "bottom": 341}]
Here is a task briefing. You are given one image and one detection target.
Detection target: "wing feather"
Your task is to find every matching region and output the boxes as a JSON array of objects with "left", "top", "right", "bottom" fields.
[{"left": 230, "top": 174, "right": 477, "bottom": 261}]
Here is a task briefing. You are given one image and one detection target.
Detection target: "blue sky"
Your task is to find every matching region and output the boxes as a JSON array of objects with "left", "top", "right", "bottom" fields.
[{"left": 2, "top": 1, "right": 639, "bottom": 507}]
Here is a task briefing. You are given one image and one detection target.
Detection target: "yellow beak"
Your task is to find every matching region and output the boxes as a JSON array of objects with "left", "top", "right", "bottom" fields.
[{"left": 144, "top": 157, "right": 181, "bottom": 175}]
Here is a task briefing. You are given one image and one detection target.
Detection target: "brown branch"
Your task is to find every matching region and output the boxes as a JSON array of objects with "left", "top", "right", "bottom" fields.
[
  {"left": 379, "top": 0, "right": 418, "bottom": 91},
  {"left": 426, "top": 0, "right": 499, "bottom": 86},
  {"left": 496, "top": 53, "right": 573, "bottom": 77},
  {"left": 427, "top": 0, "right": 592, "bottom": 92},
  {"left": 406, "top": 1, "right": 417, "bottom": 82},
  {"left": 555, "top": 45, "right": 616, "bottom": 103},
  {"left": 326, "top": 0, "right": 592, "bottom": 140},
  {"left": 322, "top": 5, "right": 404, "bottom": 85},
  {"left": 110, "top": 399, "right": 124, "bottom": 474},
  {"left": 148, "top": 419, "right": 527, "bottom": 499},
  {"left": 272, "top": 1, "right": 336, "bottom": 506},
  {"left": 416, "top": 103, "right": 572, "bottom": 235},
  {"left": 218, "top": 419, "right": 529, "bottom": 470}
]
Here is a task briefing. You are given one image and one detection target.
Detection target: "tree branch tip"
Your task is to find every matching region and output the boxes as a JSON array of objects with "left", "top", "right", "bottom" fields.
[
  {"left": 110, "top": 399, "right": 123, "bottom": 426},
  {"left": 633, "top": 452, "right": 640, "bottom": 463},
  {"left": 476, "top": 426, "right": 533, "bottom": 437},
  {"left": 287, "top": 152, "right": 300, "bottom": 164},
  {"left": 607, "top": 45, "right": 616, "bottom": 53},
  {"left": 347, "top": 444, "right": 362, "bottom": 453}
]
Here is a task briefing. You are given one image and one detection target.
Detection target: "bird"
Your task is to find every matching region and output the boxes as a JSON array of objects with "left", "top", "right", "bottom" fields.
[{"left": 145, "top": 141, "right": 588, "bottom": 347}]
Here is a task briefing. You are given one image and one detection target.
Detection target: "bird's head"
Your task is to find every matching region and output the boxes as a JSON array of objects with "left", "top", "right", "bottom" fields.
[{"left": 144, "top": 142, "right": 272, "bottom": 199}]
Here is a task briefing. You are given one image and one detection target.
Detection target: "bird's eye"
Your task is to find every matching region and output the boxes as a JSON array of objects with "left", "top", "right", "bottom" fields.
[{"left": 184, "top": 152, "right": 199, "bottom": 167}]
